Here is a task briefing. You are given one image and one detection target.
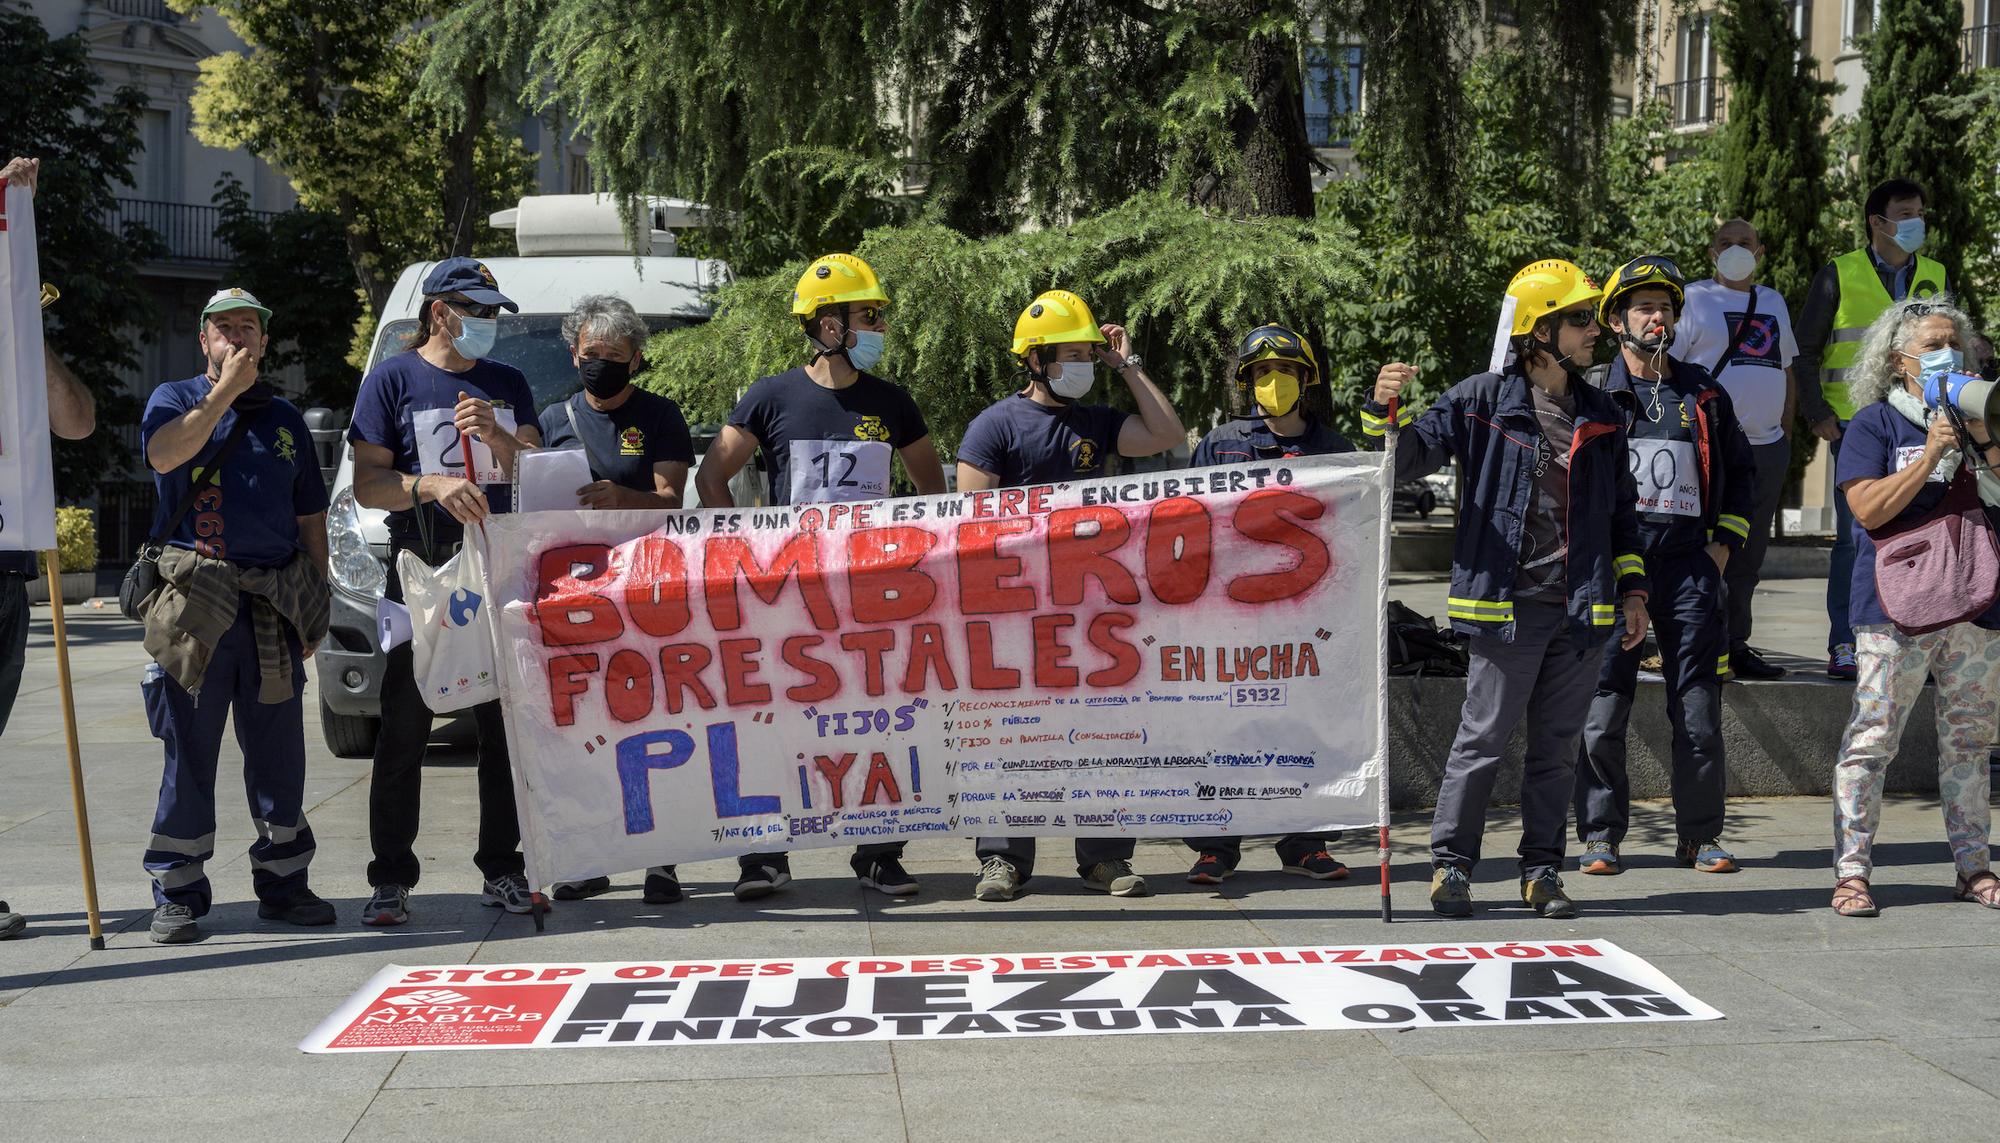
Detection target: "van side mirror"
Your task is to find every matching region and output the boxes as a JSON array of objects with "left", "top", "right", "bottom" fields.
[{"left": 303, "top": 407, "right": 344, "bottom": 490}]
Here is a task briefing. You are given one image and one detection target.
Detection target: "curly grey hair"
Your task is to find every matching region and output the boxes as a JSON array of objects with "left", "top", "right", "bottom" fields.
[
  {"left": 1848, "top": 294, "right": 1980, "bottom": 411},
  {"left": 561, "top": 293, "right": 649, "bottom": 355}
]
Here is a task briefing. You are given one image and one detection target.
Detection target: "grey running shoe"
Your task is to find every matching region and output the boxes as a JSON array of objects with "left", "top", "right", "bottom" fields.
[
  {"left": 1676, "top": 838, "right": 1738, "bottom": 873},
  {"left": 0, "top": 900, "right": 24, "bottom": 939},
  {"left": 482, "top": 873, "right": 536, "bottom": 914},
  {"left": 975, "top": 857, "right": 1023, "bottom": 901},
  {"left": 149, "top": 902, "right": 199, "bottom": 944},
  {"left": 1082, "top": 860, "right": 1149, "bottom": 897},
  {"left": 1578, "top": 840, "right": 1621, "bottom": 875},
  {"left": 362, "top": 884, "right": 410, "bottom": 927}
]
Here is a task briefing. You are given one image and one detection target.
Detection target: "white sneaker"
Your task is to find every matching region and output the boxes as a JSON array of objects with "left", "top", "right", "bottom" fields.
[{"left": 975, "top": 857, "right": 1022, "bottom": 901}]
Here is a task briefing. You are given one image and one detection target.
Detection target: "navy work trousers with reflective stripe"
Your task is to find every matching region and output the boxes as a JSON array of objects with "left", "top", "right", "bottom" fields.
[
  {"left": 141, "top": 603, "right": 315, "bottom": 915},
  {"left": 1574, "top": 548, "right": 1728, "bottom": 846}
]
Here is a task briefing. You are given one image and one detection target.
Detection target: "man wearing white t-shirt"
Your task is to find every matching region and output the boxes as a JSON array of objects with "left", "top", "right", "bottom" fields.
[{"left": 1672, "top": 219, "right": 1798, "bottom": 680}]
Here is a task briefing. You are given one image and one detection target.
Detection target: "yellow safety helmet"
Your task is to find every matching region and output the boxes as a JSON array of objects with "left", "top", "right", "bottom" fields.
[
  {"left": 791, "top": 253, "right": 889, "bottom": 317},
  {"left": 1235, "top": 324, "right": 1319, "bottom": 388},
  {"left": 1596, "top": 255, "right": 1686, "bottom": 327},
  {"left": 1505, "top": 259, "right": 1602, "bottom": 337},
  {"left": 1011, "top": 289, "right": 1106, "bottom": 357}
]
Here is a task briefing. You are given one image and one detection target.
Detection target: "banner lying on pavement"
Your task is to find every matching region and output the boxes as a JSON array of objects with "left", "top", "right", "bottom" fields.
[
  {"left": 302, "top": 940, "right": 1720, "bottom": 1052},
  {"left": 478, "top": 453, "right": 1391, "bottom": 883}
]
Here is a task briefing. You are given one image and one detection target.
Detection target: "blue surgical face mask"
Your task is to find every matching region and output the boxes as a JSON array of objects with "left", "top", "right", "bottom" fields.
[
  {"left": 1911, "top": 345, "right": 1963, "bottom": 381},
  {"left": 845, "top": 329, "right": 885, "bottom": 372},
  {"left": 451, "top": 314, "right": 497, "bottom": 360},
  {"left": 1891, "top": 217, "right": 1927, "bottom": 254}
]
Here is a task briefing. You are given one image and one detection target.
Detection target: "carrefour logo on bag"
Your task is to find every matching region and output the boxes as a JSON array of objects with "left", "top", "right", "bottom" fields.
[{"left": 445, "top": 588, "right": 483, "bottom": 628}]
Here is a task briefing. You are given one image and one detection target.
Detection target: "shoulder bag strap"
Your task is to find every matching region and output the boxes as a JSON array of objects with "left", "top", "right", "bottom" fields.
[
  {"left": 144, "top": 411, "right": 258, "bottom": 551},
  {"left": 564, "top": 394, "right": 617, "bottom": 480},
  {"left": 1718, "top": 285, "right": 1761, "bottom": 366}
]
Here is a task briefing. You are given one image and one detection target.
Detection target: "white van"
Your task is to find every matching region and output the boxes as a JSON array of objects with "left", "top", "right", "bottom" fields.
[{"left": 307, "top": 195, "right": 752, "bottom": 756}]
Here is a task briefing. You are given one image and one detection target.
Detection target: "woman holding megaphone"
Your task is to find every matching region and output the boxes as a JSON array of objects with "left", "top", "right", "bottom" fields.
[{"left": 1830, "top": 295, "right": 2000, "bottom": 917}]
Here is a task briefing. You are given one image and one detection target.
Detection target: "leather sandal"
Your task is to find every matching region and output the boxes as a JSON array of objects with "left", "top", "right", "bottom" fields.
[
  {"left": 1954, "top": 871, "right": 2000, "bottom": 910},
  {"left": 1832, "top": 876, "right": 1878, "bottom": 917}
]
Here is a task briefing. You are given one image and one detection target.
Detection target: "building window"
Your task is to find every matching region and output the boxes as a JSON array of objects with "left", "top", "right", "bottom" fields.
[
  {"left": 1303, "top": 45, "right": 1364, "bottom": 149},
  {"left": 1969, "top": 0, "right": 2000, "bottom": 70},
  {"left": 1849, "top": 0, "right": 1876, "bottom": 42},
  {"left": 1786, "top": 0, "right": 1812, "bottom": 60},
  {"left": 566, "top": 151, "right": 592, "bottom": 195},
  {"left": 1659, "top": 13, "right": 1721, "bottom": 128}
]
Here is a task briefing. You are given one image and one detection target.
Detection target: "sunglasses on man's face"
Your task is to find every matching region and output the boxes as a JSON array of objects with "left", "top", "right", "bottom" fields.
[
  {"left": 1557, "top": 308, "right": 1598, "bottom": 329},
  {"left": 853, "top": 306, "right": 883, "bottom": 326},
  {"left": 447, "top": 298, "right": 502, "bottom": 320}
]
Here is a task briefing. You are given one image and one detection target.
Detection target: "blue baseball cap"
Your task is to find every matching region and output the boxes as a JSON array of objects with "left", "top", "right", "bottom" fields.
[{"left": 420, "top": 257, "right": 518, "bottom": 312}]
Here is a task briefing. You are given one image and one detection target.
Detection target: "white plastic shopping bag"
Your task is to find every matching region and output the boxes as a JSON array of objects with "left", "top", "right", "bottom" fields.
[{"left": 397, "top": 531, "right": 499, "bottom": 713}]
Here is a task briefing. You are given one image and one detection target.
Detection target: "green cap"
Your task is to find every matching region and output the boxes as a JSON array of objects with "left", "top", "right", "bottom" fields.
[{"left": 200, "top": 286, "right": 271, "bottom": 329}]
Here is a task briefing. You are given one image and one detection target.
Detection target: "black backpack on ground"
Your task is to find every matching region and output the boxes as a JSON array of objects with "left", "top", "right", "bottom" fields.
[{"left": 1386, "top": 601, "right": 1469, "bottom": 677}]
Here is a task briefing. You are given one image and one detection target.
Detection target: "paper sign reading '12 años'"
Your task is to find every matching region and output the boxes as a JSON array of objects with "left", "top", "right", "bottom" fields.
[{"left": 481, "top": 455, "right": 1388, "bottom": 882}]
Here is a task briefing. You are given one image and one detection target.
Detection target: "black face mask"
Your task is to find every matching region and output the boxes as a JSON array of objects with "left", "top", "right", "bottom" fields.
[
  {"left": 230, "top": 380, "right": 276, "bottom": 412},
  {"left": 578, "top": 356, "right": 633, "bottom": 400}
]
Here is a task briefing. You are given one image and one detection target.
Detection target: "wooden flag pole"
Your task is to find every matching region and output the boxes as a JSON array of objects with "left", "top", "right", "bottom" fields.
[
  {"left": 1379, "top": 399, "right": 1400, "bottom": 923},
  {"left": 42, "top": 549, "right": 104, "bottom": 949}
]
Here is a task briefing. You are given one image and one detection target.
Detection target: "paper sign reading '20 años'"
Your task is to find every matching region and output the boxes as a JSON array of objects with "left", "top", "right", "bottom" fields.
[
  {"left": 480, "top": 454, "right": 1388, "bottom": 883},
  {"left": 300, "top": 941, "right": 1722, "bottom": 1053}
]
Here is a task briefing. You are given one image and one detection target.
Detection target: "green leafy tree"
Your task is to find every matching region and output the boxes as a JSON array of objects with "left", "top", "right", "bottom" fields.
[
  {"left": 1318, "top": 50, "right": 1719, "bottom": 417},
  {"left": 1933, "top": 71, "right": 2000, "bottom": 325},
  {"left": 642, "top": 194, "right": 1364, "bottom": 452},
  {"left": 210, "top": 176, "right": 365, "bottom": 408},
  {"left": 421, "top": 2, "right": 1638, "bottom": 268},
  {"left": 174, "top": 1, "right": 533, "bottom": 343},
  {"left": 1716, "top": 0, "right": 1837, "bottom": 304},
  {"left": 0, "top": 8, "right": 160, "bottom": 499},
  {"left": 1858, "top": 0, "right": 1976, "bottom": 309}
]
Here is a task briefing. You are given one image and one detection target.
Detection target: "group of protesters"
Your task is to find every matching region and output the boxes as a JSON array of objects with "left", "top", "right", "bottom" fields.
[{"left": 1, "top": 149, "right": 1995, "bottom": 944}]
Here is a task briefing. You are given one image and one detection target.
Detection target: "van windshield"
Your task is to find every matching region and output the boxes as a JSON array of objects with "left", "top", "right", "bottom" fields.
[{"left": 370, "top": 315, "right": 698, "bottom": 410}]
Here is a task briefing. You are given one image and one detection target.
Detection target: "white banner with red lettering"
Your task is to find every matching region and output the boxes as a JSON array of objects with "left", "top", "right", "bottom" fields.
[
  {"left": 300, "top": 941, "right": 1721, "bottom": 1052},
  {"left": 0, "top": 184, "right": 58, "bottom": 554},
  {"left": 480, "top": 453, "right": 1389, "bottom": 884}
]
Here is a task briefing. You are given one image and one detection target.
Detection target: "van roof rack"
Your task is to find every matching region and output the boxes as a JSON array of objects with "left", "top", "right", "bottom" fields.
[{"left": 488, "top": 194, "right": 714, "bottom": 257}]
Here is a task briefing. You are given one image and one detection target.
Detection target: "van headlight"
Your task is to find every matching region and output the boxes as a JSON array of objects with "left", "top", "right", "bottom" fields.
[{"left": 327, "top": 485, "right": 386, "bottom": 598}]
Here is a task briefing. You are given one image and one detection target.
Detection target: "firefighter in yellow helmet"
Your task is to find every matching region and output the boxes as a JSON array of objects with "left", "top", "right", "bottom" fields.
[
  {"left": 1367, "top": 259, "right": 1651, "bottom": 922},
  {"left": 693, "top": 252, "right": 946, "bottom": 903},
  {"left": 1179, "top": 323, "right": 1357, "bottom": 885},
  {"left": 958, "top": 288, "right": 1186, "bottom": 902}
]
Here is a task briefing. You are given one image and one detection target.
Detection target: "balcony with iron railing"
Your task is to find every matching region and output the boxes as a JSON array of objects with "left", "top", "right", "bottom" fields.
[
  {"left": 1967, "top": 24, "right": 2000, "bottom": 71},
  {"left": 97, "top": 0, "right": 178, "bottom": 20},
  {"left": 1657, "top": 76, "right": 1725, "bottom": 129},
  {"left": 106, "top": 199, "right": 278, "bottom": 266}
]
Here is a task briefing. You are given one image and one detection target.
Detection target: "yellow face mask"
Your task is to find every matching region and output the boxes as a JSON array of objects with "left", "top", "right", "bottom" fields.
[{"left": 1253, "top": 370, "right": 1302, "bottom": 417}]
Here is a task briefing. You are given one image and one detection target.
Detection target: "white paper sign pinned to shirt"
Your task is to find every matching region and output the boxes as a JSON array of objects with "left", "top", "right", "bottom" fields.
[
  {"left": 788, "top": 438, "right": 892, "bottom": 504},
  {"left": 1629, "top": 438, "right": 1703, "bottom": 518},
  {"left": 517, "top": 446, "right": 594, "bottom": 513},
  {"left": 413, "top": 406, "right": 517, "bottom": 485}
]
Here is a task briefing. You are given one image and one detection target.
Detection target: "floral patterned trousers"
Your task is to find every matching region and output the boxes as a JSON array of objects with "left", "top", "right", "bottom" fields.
[{"left": 1833, "top": 622, "right": 1999, "bottom": 881}]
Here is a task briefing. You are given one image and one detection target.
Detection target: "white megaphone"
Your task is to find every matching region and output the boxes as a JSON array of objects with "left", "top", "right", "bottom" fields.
[{"left": 1924, "top": 370, "right": 2000, "bottom": 433}]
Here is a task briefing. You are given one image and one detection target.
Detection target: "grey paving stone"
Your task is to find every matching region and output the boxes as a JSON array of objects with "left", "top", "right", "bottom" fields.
[
  {"left": 1400, "top": 1039, "right": 1999, "bottom": 1142},
  {"left": 348, "top": 1074, "right": 907, "bottom": 1142}
]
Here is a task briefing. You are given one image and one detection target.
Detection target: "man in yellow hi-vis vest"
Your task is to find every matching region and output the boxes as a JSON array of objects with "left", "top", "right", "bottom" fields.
[{"left": 1793, "top": 178, "right": 1946, "bottom": 681}]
